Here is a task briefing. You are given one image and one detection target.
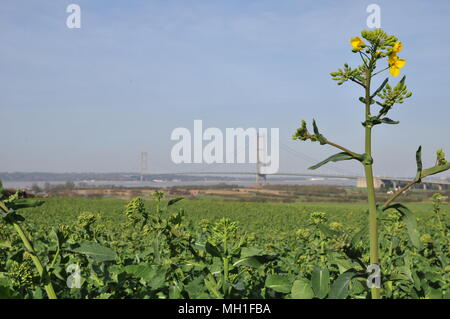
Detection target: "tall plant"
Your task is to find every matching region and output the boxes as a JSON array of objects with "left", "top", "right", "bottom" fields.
[{"left": 293, "top": 29, "right": 450, "bottom": 299}]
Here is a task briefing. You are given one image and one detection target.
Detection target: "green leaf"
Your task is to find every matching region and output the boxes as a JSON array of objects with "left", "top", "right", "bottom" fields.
[
  {"left": 308, "top": 152, "right": 355, "bottom": 170},
  {"left": 291, "top": 279, "right": 314, "bottom": 299},
  {"left": 421, "top": 161, "right": 450, "bottom": 178},
  {"left": 8, "top": 199, "right": 44, "bottom": 210},
  {"left": 398, "top": 75, "right": 406, "bottom": 87},
  {"left": 380, "top": 117, "right": 399, "bottom": 125},
  {"left": 415, "top": 146, "right": 422, "bottom": 181},
  {"left": 328, "top": 270, "right": 357, "bottom": 299},
  {"left": 71, "top": 242, "right": 117, "bottom": 262},
  {"left": 350, "top": 225, "right": 367, "bottom": 246},
  {"left": 233, "top": 255, "right": 274, "bottom": 268},
  {"left": 234, "top": 248, "right": 276, "bottom": 268},
  {"left": 265, "top": 274, "right": 291, "bottom": 293},
  {"left": 123, "top": 264, "right": 168, "bottom": 289},
  {"left": 185, "top": 276, "right": 206, "bottom": 298},
  {"left": 123, "top": 264, "right": 153, "bottom": 281},
  {"left": 311, "top": 267, "right": 330, "bottom": 299},
  {"left": 147, "top": 266, "right": 168, "bottom": 289},
  {"left": 233, "top": 256, "right": 263, "bottom": 268},
  {"left": 51, "top": 228, "right": 65, "bottom": 250},
  {"left": 425, "top": 286, "right": 442, "bottom": 299},
  {"left": 205, "top": 242, "right": 222, "bottom": 258},
  {"left": 412, "top": 271, "right": 421, "bottom": 290},
  {"left": 167, "top": 197, "right": 184, "bottom": 207},
  {"left": 383, "top": 204, "right": 421, "bottom": 248},
  {"left": 0, "top": 241, "right": 12, "bottom": 249},
  {"left": 371, "top": 77, "right": 389, "bottom": 98},
  {"left": 331, "top": 257, "right": 355, "bottom": 273},
  {"left": 33, "top": 287, "right": 43, "bottom": 299},
  {"left": 204, "top": 274, "right": 223, "bottom": 298},
  {"left": 318, "top": 224, "right": 340, "bottom": 237},
  {"left": 240, "top": 247, "right": 263, "bottom": 258},
  {"left": 169, "top": 284, "right": 183, "bottom": 299},
  {"left": 0, "top": 286, "right": 16, "bottom": 299},
  {"left": 312, "top": 120, "right": 327, "bottom": 145},
  {"left": 0, "top": 205, "right": 25, "bottom": 223}
]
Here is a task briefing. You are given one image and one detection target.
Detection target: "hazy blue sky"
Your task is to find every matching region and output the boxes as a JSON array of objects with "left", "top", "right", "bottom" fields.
[{"left": 1, "top": 0, "right": 449, "bottom": 178}]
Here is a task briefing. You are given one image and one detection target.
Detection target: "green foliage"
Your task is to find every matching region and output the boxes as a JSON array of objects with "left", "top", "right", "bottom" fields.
[
  {"left": 436, "top": 149, "right": 447, "bottom": 166},
  {"left": 330, "top": 63, "right": 365, "bottom": 86},
  {"left": 291, "top": 278, "right": 314, "bottom": 299},
  {"left": 308, "top": 152, "right": 356, "bottom": 170},
  {"left": 0, "top": 196, "right": 448, "bottom": 299},
  {"left": 71, "top": 242, "right": 117, "bottom": 262},
  {"left": 311, "top": 267, "right": 330, "bottom": 299},
  {"left": 375, "top": 76, "right": 412, "bottom": 118},
  {"left": 383, "top": 204, "right": 421, "bottom": 248},
  {"left": 328, "top": 270, "right": 359, "bottom": 299},
  {"left": 123, "top": 197, "right": 147, "bottom": 227},
  {"left": 265, "top": 275, "right": 291, "bottom": 293},
  {"left": 292, "top": 120, "right": 323, "bottom": 143},
  {"left": 415, "top": 146, "right": 450, "bottom": 180}
]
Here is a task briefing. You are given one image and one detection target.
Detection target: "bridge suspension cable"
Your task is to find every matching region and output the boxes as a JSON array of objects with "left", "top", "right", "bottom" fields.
[{"left": 279, "top": 142, "right": 355, "bottom": 176}]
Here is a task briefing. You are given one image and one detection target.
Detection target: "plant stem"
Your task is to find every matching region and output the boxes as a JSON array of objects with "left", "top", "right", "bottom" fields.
[
  {"left": 0, "top": 202, "right": 57, "bottom": 299},
  {"left": 49, "top": 245, "right": 60, "bottom": 269},
  {"left": 325, "top": 140, "right": 360, "bottom": 158},
  {"left": 364, "top": 69, "right": 381, "bottom": 299},
  {"left": 359, "top": 52, "right": 369, "bottom": 68},
  {"left": 223, "top": 234, "right": 229, "bottom": 297},
  {"left": 350, "top": 78, "right": 366, "bottom": 88},
  {"left": 382, "top": 180, "right": 417, "bottom": 209},
  {"left": 12, "top": 222, "right": 58, "bottom": 299},
  {"left": 223, "top": 257, "right": 229, "bottom": 295},
  {"left": 372, "top": 66, "right": 389, "bottom": 77},
  {"left": 382, "top": 159, "right": 450, "bottom": 209}
]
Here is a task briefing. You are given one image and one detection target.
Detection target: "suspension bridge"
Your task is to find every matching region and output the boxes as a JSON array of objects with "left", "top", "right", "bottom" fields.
[{"left": 140, "top": 138, "right": 450, "bottom": 190}]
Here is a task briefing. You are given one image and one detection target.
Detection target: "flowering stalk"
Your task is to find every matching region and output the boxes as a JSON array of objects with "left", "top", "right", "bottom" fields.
[
  {"left": 293, "top": 29, "right": 449, "bottom": 299},
  {"left": 362, "top": 54, "right": 380, "bottom": 299}
]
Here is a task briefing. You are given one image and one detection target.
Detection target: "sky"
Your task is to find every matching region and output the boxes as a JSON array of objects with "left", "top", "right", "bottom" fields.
[{"left": 1, "top": 0, "right": 449, "bottom": 178}]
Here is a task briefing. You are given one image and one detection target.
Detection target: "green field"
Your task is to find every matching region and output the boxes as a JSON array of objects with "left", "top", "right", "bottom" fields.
[
  {"left": 1, "top": 195, "right": 449, "bottom": 299},
  {"left": 20, "top": 197, "right": 448, "bottom": 242}
]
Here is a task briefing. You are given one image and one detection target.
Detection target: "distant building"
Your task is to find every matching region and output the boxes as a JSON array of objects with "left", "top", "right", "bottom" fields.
[
  {"left": 189, "top": 190, "right": 200, "bottom": 196},
  {"left": 357, "top": 177, "right": 384, "bottom": 189},
  {"left": 357, "top": 177, "right": 449, "bottom": 190}
]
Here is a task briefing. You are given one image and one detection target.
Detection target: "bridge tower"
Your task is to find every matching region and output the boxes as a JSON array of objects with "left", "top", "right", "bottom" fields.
[
  {"left": 140, "top": 152, "right": 148, "bottom": 182},
  {"left": 256, "top": 132, "right": 267, "bottom": 186}
]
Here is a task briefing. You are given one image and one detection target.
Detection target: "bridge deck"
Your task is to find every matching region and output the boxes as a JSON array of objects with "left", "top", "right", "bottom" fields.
[{"left": 173, "top": 172, "right": 450, "bottom": 185}]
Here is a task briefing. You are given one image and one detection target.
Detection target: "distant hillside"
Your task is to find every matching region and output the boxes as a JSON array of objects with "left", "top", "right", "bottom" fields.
[{"left": 0, "top": 172, "right": 243, "bottom": 182}]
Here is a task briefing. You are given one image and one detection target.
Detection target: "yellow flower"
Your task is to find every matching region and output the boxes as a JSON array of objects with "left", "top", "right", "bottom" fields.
[
  {"left": 350, "top": 37, "right": 364, "bottom": 51},
  {"left": 375, "top": 50, "right": 385, "bottom": 58},
  {"left": 392, "top": 41, "right": 403, "bottom": 53},
  {"left": 388, "top": 53, "right": 406, "bottom": 77}
]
